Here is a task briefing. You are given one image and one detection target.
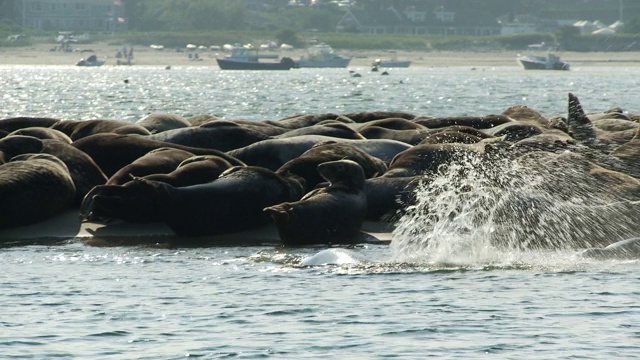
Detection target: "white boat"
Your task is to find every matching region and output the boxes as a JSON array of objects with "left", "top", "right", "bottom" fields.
[
  {"left": 75, "top": 54, "right": 105, "bottom": 67},
  {"left": 297, "top": 43, "right": 351, "bottom": 68},
  {"left": 517, "top": 43, "right": 570, "bottom": 70},
  {"left": 216, "top": 47, "right": 296, "bottom": 70},
  {"left": 372, "top": 58, "right": 411, "bottom": 68}
]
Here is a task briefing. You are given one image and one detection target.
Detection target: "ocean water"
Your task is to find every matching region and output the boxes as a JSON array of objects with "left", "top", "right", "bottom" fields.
[{"left": 1, "top": 64, "right": 640, "bottom": 359}]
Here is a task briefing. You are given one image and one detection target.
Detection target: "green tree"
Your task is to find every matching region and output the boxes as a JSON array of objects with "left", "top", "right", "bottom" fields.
[
  {"left": 621, "top": 17, "right": 640, "bottom": 34},
  {"left": 131, "top": 0, "right": 245, "bottom": 32},
  {"left": 275, "top": 28, "right": 303, "bottom": 47},
  {"left": 556, "top": 25, "right": 579, "bottom": 49}
]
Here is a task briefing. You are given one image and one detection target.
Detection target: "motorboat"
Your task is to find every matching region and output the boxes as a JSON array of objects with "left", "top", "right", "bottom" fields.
[
  {"left": 372, "top": 58, "right": 411, "bottom": 68},
  {"left": 216, "top": 47, "right": 296, "bottom": 70},
  {"left": 297, "top": 43, "right": 351, "bottom": 68},
  {"left": 76, "top": 54, "right": 105, "bottom": 67},
  {"left": 517, "top": 43, "right": 570, "bottom": 70}
]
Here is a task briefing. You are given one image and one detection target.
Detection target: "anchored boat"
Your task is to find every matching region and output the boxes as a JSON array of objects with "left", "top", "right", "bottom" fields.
[
  {"left": 216, "top": 47, "right": 296, "bottom": 70},
  {"left": 517, "top": 43, "right": 570, "bottom": 70}
]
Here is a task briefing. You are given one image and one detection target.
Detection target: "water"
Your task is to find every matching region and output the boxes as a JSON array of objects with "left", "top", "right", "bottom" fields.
[{"left": 1, "top": 64, "right": 640, "bottom": 359}]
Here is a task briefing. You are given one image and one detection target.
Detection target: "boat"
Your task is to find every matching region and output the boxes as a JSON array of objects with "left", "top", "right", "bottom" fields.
[
  {"left": 216, "top": 47, "right": 296, "bottom": 70},
  {"left": 75, "top": 54, "right": 105, "bottom": 67},
  {"left": 517, "top": 43, "right": 570, "bottom": 70},
  {"left": 297, "top": 43, "right": 351, "bottom": 68},
  {"left": 372, "top": 58, "right": 411, "bottom": 68}
]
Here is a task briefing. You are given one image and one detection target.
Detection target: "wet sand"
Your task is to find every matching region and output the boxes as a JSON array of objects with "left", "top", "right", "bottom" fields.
[{"left": 1, "top": 41, "right": 640, "bottom": 68}]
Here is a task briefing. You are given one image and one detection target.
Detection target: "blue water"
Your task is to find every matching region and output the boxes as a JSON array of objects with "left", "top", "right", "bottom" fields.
[{"left": 1, "top": 64, "right": 640, "bottom": 359}]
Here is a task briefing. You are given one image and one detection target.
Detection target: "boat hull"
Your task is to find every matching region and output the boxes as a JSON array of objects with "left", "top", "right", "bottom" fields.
[
  {"left": 76, "top": 60, "right": 105, "bottom": 67},
  {"left": 216, "top": 57, "right": 296, "bottom": 70},
  {"left": 376, "top": 60, "right": 411, "bottom": 68},
  {"left": 297, "top": 57, "right": 351, "bottom": 68},
  {"left": 518, "top": 58, "right": 570, "bottom": 70}
]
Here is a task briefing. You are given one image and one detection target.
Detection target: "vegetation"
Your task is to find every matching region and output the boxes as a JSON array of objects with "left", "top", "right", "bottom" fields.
[
  {"left": 1, "top": 0, "right": 639, "bottom": 51},
  {"left": 621, "top": 17, "right": 640, "bottom": 34},
  {"left": 96, "top": 30, "right": 561, "bottom": 52}
]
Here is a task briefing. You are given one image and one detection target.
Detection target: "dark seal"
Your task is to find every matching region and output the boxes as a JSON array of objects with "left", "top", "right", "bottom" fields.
[{"left": 264, "top": 159, "right": 368, "bottom": 246}]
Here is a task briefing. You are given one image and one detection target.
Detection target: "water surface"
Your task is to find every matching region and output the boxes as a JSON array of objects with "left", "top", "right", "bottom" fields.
[{"left": 1, "top": 65, "right": 639, "bottom": 359}]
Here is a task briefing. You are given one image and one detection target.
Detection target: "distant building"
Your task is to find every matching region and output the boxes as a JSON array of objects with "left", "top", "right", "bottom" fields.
[
  {"left": 336, "top": 6, "right": 500, "bottom": 36},
  {"left": 497, "top": 14, "right": 577, "bottom": 35},
  {"left": 15, "top": 0, "right": 126, "bottom": 31}
]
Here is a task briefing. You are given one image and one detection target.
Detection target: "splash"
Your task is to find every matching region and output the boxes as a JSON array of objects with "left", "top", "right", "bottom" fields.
[{"left": 389, "top": 150, "right": 640, "bottom": 265}]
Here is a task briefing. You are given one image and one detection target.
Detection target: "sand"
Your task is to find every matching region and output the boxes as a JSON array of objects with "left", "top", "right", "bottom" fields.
[{"left": 1, "top": 41, "right": 640, "bottom": 68}]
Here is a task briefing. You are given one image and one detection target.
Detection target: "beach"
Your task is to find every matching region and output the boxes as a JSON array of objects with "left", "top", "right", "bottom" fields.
[{"left": 2, "top": 41, "right": 640, "bottom": 67}]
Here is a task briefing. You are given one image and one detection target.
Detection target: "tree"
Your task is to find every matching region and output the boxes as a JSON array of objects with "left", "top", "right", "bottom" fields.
[
  {"left": 621, "top": 17, "right": 640, "bottom": 34},
  {"left": 556, "top": 25, "right": 579, "bottom": 49},
  {"left": 276, "top": 28, "right": 303, "bottom": 47}
]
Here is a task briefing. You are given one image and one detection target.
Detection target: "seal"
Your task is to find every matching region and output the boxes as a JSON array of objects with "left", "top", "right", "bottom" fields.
[
  {"left": 72, "top": 133, "right": 245, "bottom": 177},
  {"left": 276, "top": 141, "right": 387, "bottom": 192},
  {"left": 0, "top": 153, "right": 75, "bottom": 230},
  {"left": 227, "top": 135, "right": 411, "bottom": 171},
  {"left": 41, "top": 139, "right": 109, "bottom": 205},
  {"left": 481, "top": 121, "right": 544, "bottom": 142},
  {"left": 356, "top": 117, "right": 425, "bottom": 131},
  {"left": 276, "top": 122, "right": 365, "bottom": 140},
  {"left": 226, "top": 135, "right": 340, "bottom": 171},
  {"left": 0, "top": 136, "right": 106, "bottom": 205},
  {"left": 567, "top": 93, "right": 597, "bottom": 147},
  {"left": 136, "top": 112, "right": 192, "bottom": 133},
  {"left": 264, "top": 159, "right": 368, "bottom": 246},
  {"left": 81, "top": 166, "right": 305, "bottom": 238},
  {"left": 203, "top": 119, "right": 288, "bottom": 136},
  {"left": 364, "top": 176, "right": 420, "bottom": 221},
  {"left": 581, "top": 237, "right": 640, "bottom": 260},
  {"left": 414, "top": 114, "right": 513, "bottom": 129},
  {"left": 0, "top": 116, "right": 60, "bottom": 133},
  {"left": 142, "top": 155, "right": 235, "bottom": 187},
  {"left": 268, "top": 112, "right": 343, "bottom": 129},
  {"left": 358, "top": 126, "right": 433, "bottom": 145},
  {"left": 341, "top": 111, "right": 416, "bottom": 123},
  {"left": 419, "top": 130, "right": 484, "bottom": 145},
  {"left": 9, "top": 127, "right": 73, "bottom": 143},
  {"left": 52, "top": 119, "right": 151, "bottom": 141},
  {"left": 148, "top": 122, "right": 271, "bottom": 152},
  {"left": 0, "top": 135, "right": 44, "bottom": 163},
  {"left": 384, "top": 143, "right": 483, "bottom": 178},
  {"left": 106, "top": 147, "right": 196, "bottom": 185}
]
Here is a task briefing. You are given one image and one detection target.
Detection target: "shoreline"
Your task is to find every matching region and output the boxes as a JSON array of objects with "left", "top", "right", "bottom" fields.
[{"left": 2, "top": 42, "right": 640, "bottom": 68}]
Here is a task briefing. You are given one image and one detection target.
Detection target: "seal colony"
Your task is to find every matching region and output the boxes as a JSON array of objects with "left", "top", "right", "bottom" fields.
[{"left": 1, "top": 93, "right": 640, "bottom": 257}]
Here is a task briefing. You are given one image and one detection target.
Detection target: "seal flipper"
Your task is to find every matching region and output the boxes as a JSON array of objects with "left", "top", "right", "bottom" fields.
[
  {"left": 264, "top": 203, "right": 291, "bottom": 224},
  {"left": 567, "top": 93, "right": 597, "bottom": 146}
]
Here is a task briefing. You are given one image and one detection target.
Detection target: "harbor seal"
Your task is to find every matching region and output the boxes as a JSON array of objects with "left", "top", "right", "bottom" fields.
[
  {"left": 276, "top": 142, "right": 387, "bottom": 192},
  {"left": 384, "top": 143, "right": 483, "bottom": 178},
  {"left": 264, "top": 159, "right": 368, "bottom": 246},
  {"left": 52, "top": 119, "right": 151, "bottom": 140},
  {"left": 148, "top": 122, "right": 271, "bottom": 152},
  {"left": 9, "top": 127, "right": 73, "bottom": 143},
  {"left": 82, "top": 166, "right": 305, "bottom": 238},
  {"left": 0, "top": 116, "right": 60, "bottom": 133},
  {"left": 106, "top": 147, "right": 196, "bottom": 185},
  {"left": 136, "top": 112, "right": 192, "bottom": 133},
  {"left": 72, "top": 133, "right": 245, "bottom": 177},
  {"left": 581, "top": 237, "right": 640, "bottom": 260},
  {"left": 0, "top": 153, "right": 75, "bottom": 230},
  {"left": 141, "top": 155, "right": 235, "bottom": 187}
]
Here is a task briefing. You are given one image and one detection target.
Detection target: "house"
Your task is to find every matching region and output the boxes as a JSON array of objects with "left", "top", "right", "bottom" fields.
[
  {"left": 15, "top": 0, "right": 126, "bottom": 31},
  {"left": 336, "top": 5, "right": 500, "bottom": 36},
  {"left": 498, "top": 14, "right": 575, "bottom": 35}
]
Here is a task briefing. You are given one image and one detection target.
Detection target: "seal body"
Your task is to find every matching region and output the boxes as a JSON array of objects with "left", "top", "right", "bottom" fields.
[
  {"left": 581, "top": 237, "right": 640, "bottom": 260},
  {"left": 0, "top": 153, "right": 75, "bottom": 229},
  {"left": 265, "top": 159, "right": 367, "bottom": 246},
  {"left": 82, "top": 166, "right": 305, "bottom": 238},
  {"left": 276, "top": 142, "right": 387, "bottom": 192}
]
